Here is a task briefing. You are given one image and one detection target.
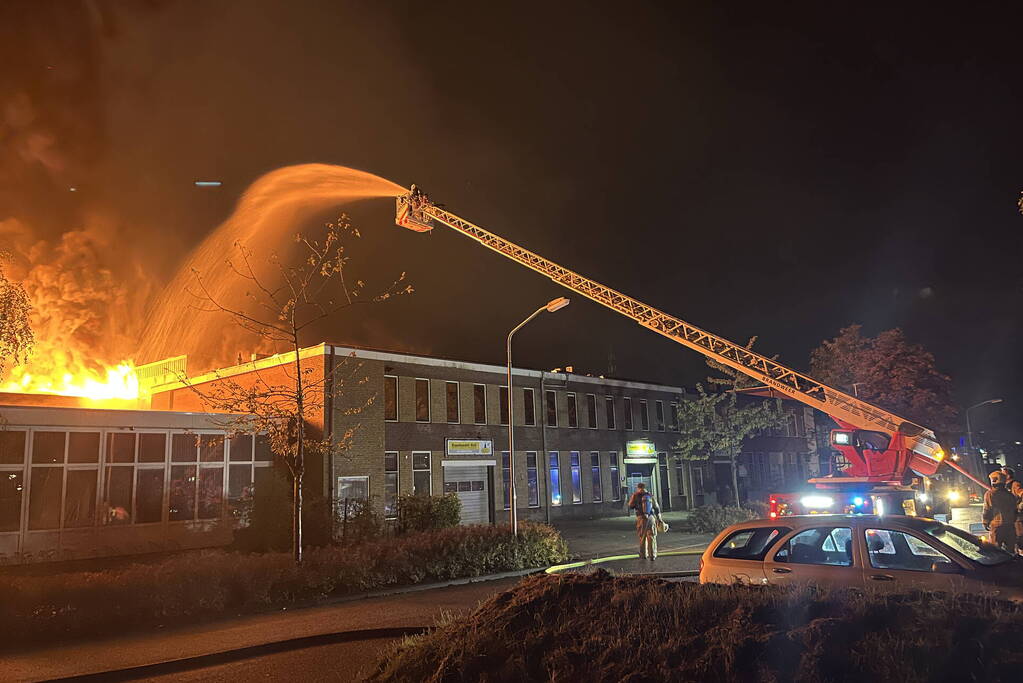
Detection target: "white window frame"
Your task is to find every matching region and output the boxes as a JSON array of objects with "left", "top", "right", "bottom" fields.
[
  {"left": 523, "top": 387, "right": 536, "bottom": 426},
  {"left": 499, "top": 385, "right": 509, "bottom": 426},
  {"left": 639, "top": 399, "right": 649, "bottom": 431},
  {"left": 609, "top": 451, "right": 621, "bottom": 501},
  {"left": 566, "top": 392, "right": 578, "bottom": 429},
  {"left": 384, "top": 451, "right": 399, "bottom": 519},
  {"left": 412, "top": 451, "right": 433, "bottom": 496},
  {"left": 623, "top": 397, "right": 634, "bottom": 430},
  {"left": 445, "top": 381, "right": 460, "bottom": 424},
  {"left": 525, "top": 451, "right": 540, "bottom": 507},
  {"left": 590, "top": 451, "right": 602, "bottom": 503},
  {"left": 414, "top": 377, "right": 431, "bottom": 423},
  {"left": 655, "top": 400, "right": 665, "bottom": 432},
  {"left": 473, "top": 384, "right": 487, "bottom": 425},
  {"left": 585, "top": 394, "right": 597, "bottom": 429},
  {"left": 546, "top": 390, "right": 558, "bottom": 428},
  {"left": 570, "top": 451, "right": 582, "bottom": 504},
  {"left": 605, "top": 396, "right": 616, "bottom": 430}
]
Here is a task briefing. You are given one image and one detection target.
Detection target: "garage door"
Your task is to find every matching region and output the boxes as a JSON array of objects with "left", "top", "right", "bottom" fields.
[{"left": 443, "top": 465, "right": 490, "bottom": 525}]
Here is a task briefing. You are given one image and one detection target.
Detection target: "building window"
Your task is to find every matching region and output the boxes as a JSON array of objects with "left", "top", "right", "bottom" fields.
[
  {"left": 605, "top": 396, "right": 616, "bottom": 430},
  {"left": 546, "top": 390, "right": 557, "bottom": 427},
  {"left": 673, "top": 455, "right": 687, "bottom": 498},
  {"left": 415, "top": 378, "right": 430, "bottom": 422},
  {"left": 639, "top": 400, "right": 649, "bottom": 431},
  {"left": 523, "top": 387, "right": 536, "bottom": 426},
  {"left": 227, "top": 433, "right": 267, "bottom": 525},
  {"left": 567, "top": 393, "right": 578, "bottom": 428},
  {"left": 526, "top": 452, "right": 539, "bottom": 507},
  {"left": 624, "top": 397, "right": 634, "bottom": 430},
  {"left": 669, "top": 402, "right": 679, "bottom": 431},
  {"left": 549, "top": 452, "right": 561, "bottom": 506},
  {"left": 446, "top": 381, "right": 459, "bottom": 423},
  {"left": 499, "top": 386, "right": 509, "bottom": 425},
  {"left": 609, "top": 452, "right": 621, "bottom": 501},
  {"left": 693, "top": 466, "right": 705, "bottom": 494},
  {"left": 655, "top": 401, "right": 665, "bottom": 431},
  {"left": 473, "top": 384, "right": 487, "bottom": 424},
  {"left": 586, "top": 394, "right": 597, "bottom": 429},
  {"left": 384, "top": 451, "right": 399, "bottom": 518},
  {"left": 412, "top": 451, "right": 432, "bottom": 496},
  {"left": 502, "top": 451, "right": 511, "bottom": 510},
  {"left": 0, "top": 429, "right": 26, "bottom": 465},
  {"left": 570, "top": 451, "right": 582, "bottom": 503},
  {"left": 337, "top": 476, "right": 369, "bottom": 502},
  {"left": 590, "top": 452, "right": 602, "bottom": 503},
  {"left": 168, "top": 433, "right": 225, "bottom": 521},
  {"left": 384, "top": 375, "right": 398, "bottom": 421}
]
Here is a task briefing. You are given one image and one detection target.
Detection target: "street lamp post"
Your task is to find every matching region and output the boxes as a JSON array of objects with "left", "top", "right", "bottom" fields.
[
  {"left": 507, "top": 297, "right": 570, "bottom": 536},
  {"left": 967, "top": 398, "right": 1003, "bottom": 465}
]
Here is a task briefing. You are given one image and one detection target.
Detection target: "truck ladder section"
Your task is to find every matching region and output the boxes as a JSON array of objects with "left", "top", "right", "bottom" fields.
[{"left": 396, "top": 188, "right": 960, "bottom": 479}]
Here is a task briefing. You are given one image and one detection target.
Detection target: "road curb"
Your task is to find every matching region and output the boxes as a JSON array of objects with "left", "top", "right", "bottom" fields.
[
  {"left": 545, "top": 548, "right": 705, "bottom": 574},
  {"left": 50, "top": 626, "right": 431, "bottom": 682}
]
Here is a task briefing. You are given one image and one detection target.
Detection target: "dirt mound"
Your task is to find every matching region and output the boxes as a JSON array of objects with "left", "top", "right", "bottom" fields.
[{"left": 369, "top": 570, "right": 1023, "bottom": 682}]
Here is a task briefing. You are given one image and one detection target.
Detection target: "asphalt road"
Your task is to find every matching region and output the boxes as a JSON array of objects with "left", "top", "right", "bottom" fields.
[{"left": 139, "top": 636, "right": 398, "bottom": 683}]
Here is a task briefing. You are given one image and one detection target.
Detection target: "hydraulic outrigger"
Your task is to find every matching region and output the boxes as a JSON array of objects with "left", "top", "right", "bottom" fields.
[{"left": 396, "top": 185, "right": 988, "bottom": 513}]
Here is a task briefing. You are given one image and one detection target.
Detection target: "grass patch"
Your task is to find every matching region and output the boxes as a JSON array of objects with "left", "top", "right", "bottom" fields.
[
  {"left": 369, "top": 570, "right": 1023, "bottom": 682},
  {"left": 0, "top": 522, "right": 567, "bottom": 649}
]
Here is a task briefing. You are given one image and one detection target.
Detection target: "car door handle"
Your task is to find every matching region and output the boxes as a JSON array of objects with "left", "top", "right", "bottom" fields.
[
  {"left": 772, "top": 567, "right": 791, "bottom": 574},
  {"left": 869, "top": 574, "right": 894, "bottom": 581}
]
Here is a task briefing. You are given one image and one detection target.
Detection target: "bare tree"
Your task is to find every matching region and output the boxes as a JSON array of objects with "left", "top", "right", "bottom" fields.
[
  {"left": 184, "top": 215, "right": 411, "bottom": 562},
  {"left": 0, "top": 252, "right": 33, "bottom": 379}
]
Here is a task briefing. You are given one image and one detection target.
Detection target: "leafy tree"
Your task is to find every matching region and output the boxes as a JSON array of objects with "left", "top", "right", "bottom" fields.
[
  {"left": 809, "top": 324, "right": 957, "bottom": 431},
  {"left": 674, "top": 384, "right": 786, "bottom": 505},
  {"left": 185, "top": 215, "right": 411, "bottom": 562},
  {"left": 0, "top": 252, "right": 33, "bottom": 379}
]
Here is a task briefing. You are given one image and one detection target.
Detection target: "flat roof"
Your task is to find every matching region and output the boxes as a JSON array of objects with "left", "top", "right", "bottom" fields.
[
  {"left": 152, "top": 342, "right": 686, "bottom": 395},
  {"left": 0, "top": 404, "right": 252, "bottom": 430}
]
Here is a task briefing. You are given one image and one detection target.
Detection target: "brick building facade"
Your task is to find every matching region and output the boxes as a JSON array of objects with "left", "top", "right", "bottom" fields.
[{"left": 153, "top": 344, "right": 717, "bottom": 524}]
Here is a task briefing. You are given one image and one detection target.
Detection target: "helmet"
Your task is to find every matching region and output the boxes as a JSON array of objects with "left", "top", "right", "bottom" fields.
[{"left": 989, "top": 471, "right": 1007, "bottom": 485}]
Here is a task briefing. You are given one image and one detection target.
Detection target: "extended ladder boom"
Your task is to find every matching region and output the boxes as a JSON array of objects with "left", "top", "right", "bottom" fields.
[{"left": 396, "top": 187, "right": 946, "bottom": 473}]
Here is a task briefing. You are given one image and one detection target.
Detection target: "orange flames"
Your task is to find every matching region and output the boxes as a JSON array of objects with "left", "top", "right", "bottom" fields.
[{"left": 2, "top": 360, "right": 142, "bottom": 402}]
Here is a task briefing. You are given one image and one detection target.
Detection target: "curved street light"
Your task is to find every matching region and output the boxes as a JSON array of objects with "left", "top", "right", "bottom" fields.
[
  {"left": 966, "top": 398, "right": 1003, "bottom": 463},
  {"left": 507, "top": 297, "right": 570, "bottom": 535}
]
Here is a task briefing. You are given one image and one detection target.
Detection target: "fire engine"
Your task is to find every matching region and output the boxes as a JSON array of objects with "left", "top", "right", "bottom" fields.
[{"left": 394, "top": 186, "right": 987, "bottom": 517}]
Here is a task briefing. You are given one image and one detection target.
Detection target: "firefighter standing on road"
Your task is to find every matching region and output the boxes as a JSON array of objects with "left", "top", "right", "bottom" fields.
[
  {"left": 982, "top": 470, "right": 1018, "bottom": 552},
  {"left": 627, "top": 482, "right": 661, "bottom": 560}
]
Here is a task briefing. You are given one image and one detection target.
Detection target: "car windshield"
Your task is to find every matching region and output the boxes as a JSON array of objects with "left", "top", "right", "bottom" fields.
[{"left": 923, "top": 523, "right": 1014, "bottom": 566}]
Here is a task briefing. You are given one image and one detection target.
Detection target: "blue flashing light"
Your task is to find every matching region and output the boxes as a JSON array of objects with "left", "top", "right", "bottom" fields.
[{"left": 853, "top": 496, "right": 865, "bottom": 507}]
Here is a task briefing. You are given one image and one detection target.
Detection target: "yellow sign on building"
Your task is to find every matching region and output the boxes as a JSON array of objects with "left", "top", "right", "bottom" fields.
[
  {"left": 626, "top": 440, "right": 656, "bottom": 456},
  {"left": 446, "top": 439, "right": 494, "bottom": 456}
]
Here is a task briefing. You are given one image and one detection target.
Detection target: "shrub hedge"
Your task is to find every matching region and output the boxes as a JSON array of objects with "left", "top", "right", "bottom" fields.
[
  {"left": 0, "top": 522, "right": 567, "bottom": 649},
  {"left": 396, "top": 493, "right": 461, "bottom": 533},
  {"left": 685, "top": 504, "right": 757, "bottom": 533}
]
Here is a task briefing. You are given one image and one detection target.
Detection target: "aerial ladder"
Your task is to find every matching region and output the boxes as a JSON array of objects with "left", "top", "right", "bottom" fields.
[{"left": 395, "top": 186, "right": 988, "bottom": 515}]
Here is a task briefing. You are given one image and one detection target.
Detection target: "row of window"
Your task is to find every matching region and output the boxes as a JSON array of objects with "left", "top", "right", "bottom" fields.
[
  {"left": 0, "top": 429, "right": 271, "bottom": 533},
  {"left": 384, "top": 376, "right": 680, "bottom": 431}
]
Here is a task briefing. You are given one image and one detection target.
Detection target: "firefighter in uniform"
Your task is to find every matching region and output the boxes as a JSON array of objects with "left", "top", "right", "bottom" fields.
[
  {"left": 983, "top": 470, "right": 1018, "bottom": 552},
  {"left": 627, "top": 482, "right": 662, "bottom": 560}
]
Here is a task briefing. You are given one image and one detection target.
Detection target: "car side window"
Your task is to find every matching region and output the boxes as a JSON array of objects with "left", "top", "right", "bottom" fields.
[
  {"left": 865, "top": 529, "right": 954, "bottom": 572},
  {"left": 713, "top": 527, "right": 791, "bottom": 561},
  {"left": 774, "top": 527, "right": 853, "bottom": 567}
]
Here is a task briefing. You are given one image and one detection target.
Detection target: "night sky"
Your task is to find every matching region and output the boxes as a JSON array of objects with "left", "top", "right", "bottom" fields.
[{"left": 3, "top": 1, "right": 1022, "bottom": 439}]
